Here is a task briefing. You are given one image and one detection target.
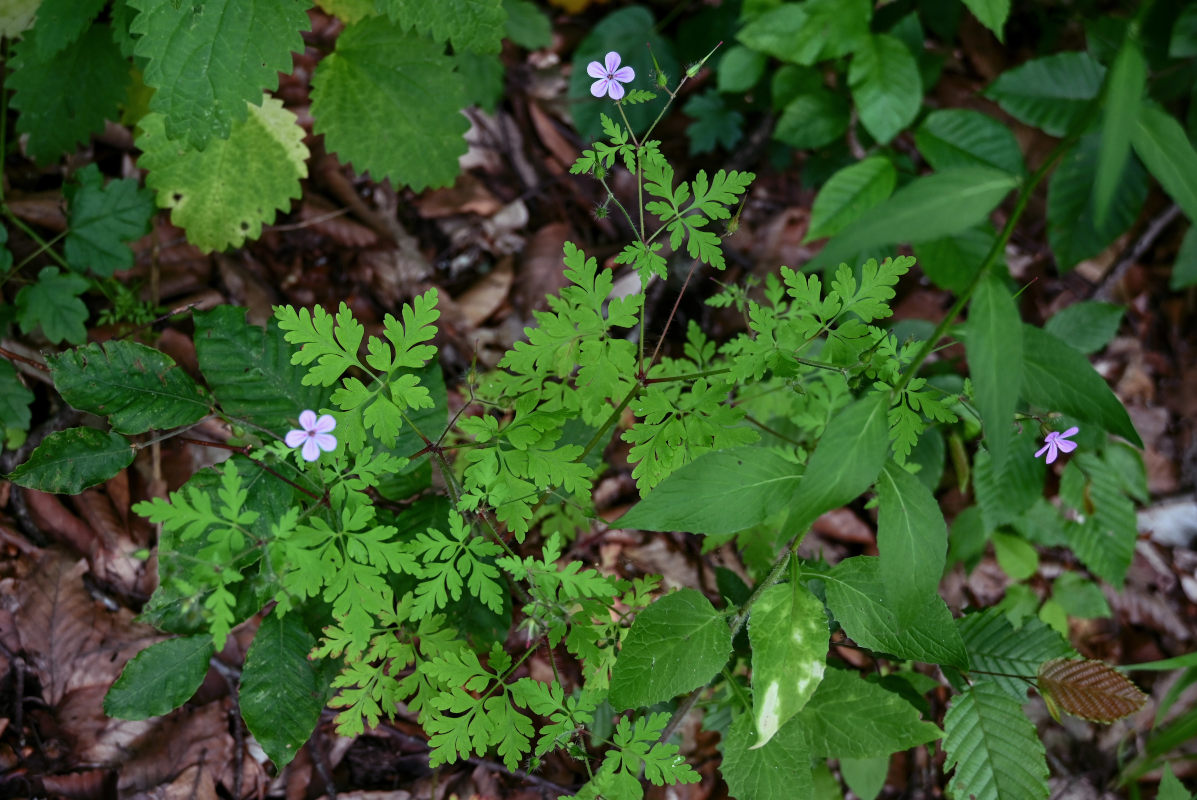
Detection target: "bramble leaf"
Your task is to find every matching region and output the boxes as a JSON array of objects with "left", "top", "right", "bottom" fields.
[{"left": 375, "top": 0, "right": 506, "bottom": 54}]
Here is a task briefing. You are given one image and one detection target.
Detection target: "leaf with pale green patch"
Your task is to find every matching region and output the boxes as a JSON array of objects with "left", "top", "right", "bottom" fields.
[{"left": 749, "top": 581, "right": 827, "bottom": 748}]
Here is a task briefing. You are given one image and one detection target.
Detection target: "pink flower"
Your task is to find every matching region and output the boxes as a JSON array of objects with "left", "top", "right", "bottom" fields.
[
  {"left": 587, "top": 51, "right": 635, "bottom": 100},
  {"left": 1034, "top": 426, "right": 1078, "bottom": 465},
  {"left": 285, "top": 410, "right": 337, "bottom": 462}
]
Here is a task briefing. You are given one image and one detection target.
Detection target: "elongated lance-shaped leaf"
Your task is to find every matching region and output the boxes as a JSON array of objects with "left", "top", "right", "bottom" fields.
[
  {"left": 105, "top": 636, "right": 214, "bottom": 720},
  {"left": 241, "top": 612, "right": 325, "bottom": 767},
  {"left": 1037, "top": 658, "right": 1147, "bottom": 724},
  {"left": 805, "top": 156, "right": 897, "bottom": 242},
  {"left": 8, "top": 427, "right": 133, "bottom": 494},
  {"left": 876, "top": 461, "right": 947, "bottom": 626},
  {"left": 749, "top": 581, "right": 827, "bottom": 748},
  {"left": 1095, "top": 32, "right": 1146, "bottom": 228},
  {"left": 1132, "top": 104, "right": 1197, "bottom": 224},
  {"left": 967, "top": 274, "right": 1022, "bottom": 474},
  {"left": 944, "top": 682, "right": 1049, "bottom": 800}
]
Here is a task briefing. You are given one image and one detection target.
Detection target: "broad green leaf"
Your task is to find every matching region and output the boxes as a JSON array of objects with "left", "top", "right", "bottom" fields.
[
  {"left": 958, "top": 608, "right": 1076, "bottom": 700},
  {"left": 14, "top": 267, "right": 90, "bottom": 345},
  {"left": 823, "top": 556, "right": 969, "bottom": 668},
  {"left": 375, "top": 0, "right": 505, "bottom": 54},
  {"left": 609, "top": 588, "right": 732, "bottom": 710},
  {"left": 1170, "top": 6, "right": 1197, "bottom": 58},
  {"left": 49, "top": 341, "right": 210, "bottom": 435},
  {"left": 808, "top": 167, "right": 1018, "bottom": 272},
  {"left": 7, "top": 24, "right": 128, "bottom": 164},
  {"left": 1047, "top": 131, "right": 1148, "bottom": 271},
  {"left": 104, "top": 636, "right": 214, "bottom": 719},
  {"left": 0, "top": 360, "right": 34, "bottom": 436},
  {"left": 1043, "top": 302, "right": 1123, "bottom": 354},
  {"left": 139, "top": 96, "right": 308, "bottom": 252},
  {"left": 774, "top": 90, "right": 851, "bottom": 149},
  {"left": 64, "top": 164, "right": 155, "bottom": 278},
  {"left": 805, "top": 157, "right": 897, "bottom": 242},
  {"left": 241, "top": 612, "right": 324, "bottom": 768},
  {"left": 721, "top": 712, "right": 813, "bottom": 800},
  {"left": 26, "top": 0, "right": 108, "bottom": 59},
  {"left": 841, "top": 757, "right": 888, "bottom": 800},
  {"left": 944, "top": 682, "right": 1048, "bottom": 800},
  {"left": 1095, "top": 34, "right": 1146, "bottom": 228},
  {"left": 915, "top": 109, "right": 1025, "bottom": 176},
  {"left": 966, "top": 274, "right": 1022, "bottom": 474},
  {"left": 798, "top": 668, "right": 942, "bottom": 758},
  {"left": 876, "top": 461, "right": 947, "bottom": 625},
  {"left": 8, "top": 428, "right": 134, "bottom": 494},
  {"left": 972, "top": 428, "right": 1045, "bottom": 532},
  {"left": 716, "top": 45, "right": 766, "bottom": 93},
  {"left": 1171, "top": 225, "right": 1197, "bottom": 290},
  {"left": 616, "top": 446, "right": 803, "bottom": 535},
  {"left": 1157, "top": 765, "right": 1191, "bottom": 800},
  {"left": 1021, "top": 325, "right": 1141, "bottom": 446},
  {"left": 985, "top": 51, "right": 1104, "bottom": 136},
  {"left": 194, "top": 306, "right": 326, "bottom": 436},
  {"left": 849, "top": 34, "right": 921, "bottom": 145},
  {"left": 961, "top": 0, "right": 1009, "bottom": 41},
  {"left": 502, "top": 0, "right": 551, "bottom": 50},
  {"left": 1051, "top": 572, "right": 1110, "bottom": 619},
  {"left": 315, "top": 0, "right": 374, "bottom": 23},
  {"left": 1060, "top": 453, "right": 1138, "bottom": 587},
  {"left": 738, "top": 0, "right": 869, "bottom": 67},
  {"left": 130, "top": 0, "right": 310, "bottom": 148},
  {"left": 311, "top": 16, "right": 469, "bottom": 191},
  {"left": 913, "top": 224, "right": 999, "bottom": 294},
  {"left": 991, "top": 531, "right": 1038, "bottom": 581},
  {"left": 1132, "top": 104, "right": 1197, "bottom": 225},
  {"left": 788, "top": 393, "right": 889, "bottom": 535},
  {"left": 749, "top": 582, "right": 827, "bottom": 748},
  {"left": 737, "top": 5, "right": 810, "bottom": 62}
]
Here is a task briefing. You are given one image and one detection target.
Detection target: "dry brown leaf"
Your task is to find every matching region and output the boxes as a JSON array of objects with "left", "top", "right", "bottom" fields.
[
  {"left": 117, "top": 704, "right": 233, "bottom": 798},
  {"left": 456, "top": 256, "right": 514, "bottom": 327},
  {"left": 416, "top": 173, "right": 504, "bottom": 219},
  {"left": 23, "top": 489, "right": 95, "bottom": 555},
  {"left": 6, "top": 191, "right": 68, "bottom": 231},
  {"left": 1037, "top": 658, "right": 1147, "bottom": 724},
  {"left": 299, "top": 197, "right": 379, "bottom": 247},
  {"left": 527, "top": 101, "right": 578, "bottom": 173},
  {"left": 217, "top": 254, "right": 277, "bottom": 326},
  {"left": 514, "top": 222, "right": 571, "bottom": 313}
]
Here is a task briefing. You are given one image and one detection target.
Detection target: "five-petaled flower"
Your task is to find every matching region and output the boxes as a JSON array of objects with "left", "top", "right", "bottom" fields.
[
  {"left": 1035, "top": 426, "right": 1078, "bottom": 465},
  {"left": 286, "top": 410, "right": 337, "bottom": 462},
  {"left": 587, "top": 51, "right": 635, "bottom": 100}
]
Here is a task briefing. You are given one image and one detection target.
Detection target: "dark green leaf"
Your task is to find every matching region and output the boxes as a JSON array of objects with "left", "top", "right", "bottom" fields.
[
  {"left": 972, "top": 428, "right": 1045, "bottom": 532},
  {"left": 376, "top": 0, "right": 505, "bottom": 54},
  {"left": 64, "top": 164, "right": 155, "bottom": 277},
  {"left": 1132, "top": 104, "right": 1197, "bottom": 225},
  {"left": 944, "top": 682, "right": 1048, "bottom": 800},
  {"left": 799, "top": 667, "right": 942, "bottom": 758},
  {"left": 104, "top": 636, "right": 214, "bottom": 719},
  {"left": 913, "top": 224, "right": 999, "bottom": 293},
  {"left": 1171, "top": 225, "right": 1197, "bottom": 290},
  {"left": 1061, "top": 453, "right": 1138, "bottom": 587},
  {"left": 876, "top": 461, "right": 947, "bottom": 626},
  {"left": 241, "top": 612, "right": 323, "bottom": 768},
  {"left": 502, "top": 0, "right": 551, "bottom": 50},
  {"left": 961, "top": 0, "right": 1010, "bottom": 42},
  {"left": 683, "top": 92, "right": 743, "bottom": 155},
  {"left": 806, "top": 156, "right": 897, "bottom": 242},
  {"left": 1043, "top": 302, "right": 1123, "bottom": 354},
  {"left": 26, "top": 0, "right": 108, "bottom": 59},
  {"left": 915, "top": 109, "right": 1025, "bottom": 176},
  {"left": 967, "top": 274, "right": 1022, "bottom": 473},
  {"left": 0, "top": 360, "right": 34, "bottom": 437},
  {"left": 849, "top": 34, "right": 921, "bottom": 145},
  {"left": 15, "top": 267, "right": 90, "bottom": 345},
  {"left": 985, "top": 51, "right": 1104, "bottom": 136},
  {"left": 1169, "top": 6, "right": 1197, "bottom": 58},
  {"left": 8, "top": 428, "right": 133, "bottom": 493},
  {"left": 1095, "top": 35, "right": 1146, "bottom": 229},
  {"left": 721, "top": 712, "right": 813, "bottom": 800},
  {"left": 958, "top": 608, "right": 1076, "bottom": 700},
  {"left": 716, "top": 45, "right": 766, "bottom": 93},
  {"left": 774, "top": 90, "right": 850, "bottom": 149}
]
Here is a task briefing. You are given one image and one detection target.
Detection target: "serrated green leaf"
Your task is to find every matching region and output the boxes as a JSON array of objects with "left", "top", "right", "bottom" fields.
[
  {"left": 823, "top": 556, "right": 969, "bottom": 668},
  {"left": 8, "top": 24, "right": 128, "bottom": 164},
  {"left": 376, "top": 0, "right": 505, "bottom": 54},
  {"left": 1047, "top": 131, "right": 1148, "bottom": 271},
  {"left": 721, "top": 712, "right": 813, "bottom": 800},
  {"left": 961, "top": 0, "right": 1010, "bottom": 42},
  {"left": 806, "top": 157, "right": 897, "bottom": 242},
  {"left": 194, "top": 306, "right": 327, "bottom": 436},
  {"left": 64, "top": 164, "right": 155, "bottom": 278},
  {"left": 311, "top": 17, "right": 469, "bottom": 190},
  {"left": 972, "top": 428, "right": 1045, "bottom": 532},
  {"left": 616, "top": 446, "right": 802, "bottom": 535},
  {"left": 139, "top": 96, "right": 308, "bottom": 252},
  {"left": 985, "top": 51, "right": 1104, "bottom": 137},
  {"left": 799, "top": 668, "right": 943, "bottom": 758},
  {"left": 241, "top": 612, "right": 324, "bottom": 768},
  {"left": 130, "top": 0, "right": 310, "bottom": 148},
  {"left": 1021, "top": 325, "right": 1141, "bottom": 446},
  {"left": 849, "top": 34, "right": 921, "bottom": 145},
  {"left": 1043, "top": 302, "right": 1123, "bottom": 355},
  {"left": 958, "top": 608, "right": 1076, "bottom": 700},
  {"left": 774, "top": 89, "right": 850, "bottom": 149},
  {"left": 502, "top": 0, "right": 551, "bottom": 50},
  {"left": 609, "top": 588, "right": 732, "bottom": 710},
  {"left": 1061, "top": 453, "right": 1138, "bottom": 587},
  {"left": 944, "top": 682, "right": 1048, "bottom": 800},
  {"left": 14, "top": 267, "right": 90, "bottom": 345},
  {"left": 912, "top": 224, "right": 999, "bottom": 294},
  {"left": 808, "top": 167, "right": 1018, "bottom": 273},
  {"left": 49, "top": 341, "right": 210, "bottom": 434},
  {"left": 915, "top": 109, "right": 1025, "bottom": 176},
  {"left": 749, "top": 582, "right": 827, "bottom": 748},
  {"left": 26, "top": 0, "right": 108, "bottom": 59},
  {"left": 1132, "top": 104, "right": 1197, "bottom": 225},
  {"left": 1095, "top": 34, "right": 1146, "bottom": 229},
  {"left": 0, "top": 360, "right": 34, "bottom": 437},
  {"left": 1157, "top": 765, "right": 1192, "bottom": 800},
  {"left": 8, "top": 427, "right": 133, "bottom": 493},
  {"left": 876, "top": 461, "right": 947, "bottom": 626},
  {"left": 104, "top": 636, "right": 214, "bottom": 719},
  {"left": 967, "top": 274, "right": 1022, "bottom": 474}
]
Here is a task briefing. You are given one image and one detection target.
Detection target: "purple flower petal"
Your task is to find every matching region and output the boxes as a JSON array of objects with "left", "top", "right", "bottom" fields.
[
  {"left": 604, "top": 51, "right": 621, "bottom": 74},
  {"left": 313, "top": 432, "right": 337, "bottom": 453},
  {"left": 1060, "top": 426, "right": 1079, "bottom": 439},
  {"left": 1055, "top": 438, "right": 1078, "bottom": 454},
  {"left": 312, "top": 414, "right": 336, "bottom": 434},
  {"left": 612, "top": 66, "right": 635, "bottom": 83},
  {"left": 298, "top": 409, "right": 317, "bottom": 430},
  {"left": 1043, "top": 446, "right": 1058, "bottom": 464},
  {"left": 1034, "top": 443, "right": 1051, "bottom": 459},
  {"left": 300, "top": 437, "right": 322, "bottom": 462},
  {"left": 285, "top": 429, "right": 307, "bottom": 448},
  {"left": 607, "top": 80, "right": 626, "bottom": 100},
  {"left": 591, "top": 78, "right": 610, "bottom": 98},
  {"left": 586, "top": 60, "right": 607, "bottom": 79}
]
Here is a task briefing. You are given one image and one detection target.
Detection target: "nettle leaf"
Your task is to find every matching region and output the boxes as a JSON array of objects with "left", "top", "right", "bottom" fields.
[
  {"left": 915, "top": 109, "right": 1026, "bottom": 176},
  {"left": 609, "top": 588, "right": 731, "bottom": 710},
  {"left": 312, "top": 16, "right": 469, "bottom": 190},
  {"left": 799, "top": 668, "right": 943, "bottom": 758},
  {"left": 958, "top": 608, "right": 1076, "bottom": 700},
  {"left": 375, "top": 0, "right": 505, "bottom": 54},
  {"left": 809, "top": 167, "right": 1018, "bottom": 272},
  {"left": 49, "top": 341, "right": 211, "bottom": 435},
  {"left": 64, "top": 164, "right": 155, "bottom": 278},
  {"left": 1044, "top": 302, "right": 1123, "bottom": 355},
  {"left": 139, "top": 96, "right": 309, "bottom": 252},
  {"left": 26, "top": 0, "right": 107, "bottom": 59},
  {"left": 876, "top": 461, "right": 947, "bottom": 626},
  {"left": 104, "top": 636, "right": 214, "bottom": 719},
  {"left": 944, "top": 682, "right": 1048, "bottom": 800},
  {"left": 966, "top": 274, "right": 1022, "bottom": 474},
  {"left": 130, "top": 0, "right": 310, "bottom": 148},
  {"left": 616, "top": 446, "right": 802, "bottom": 535},
  {"left": 15, "top": 267, "right": 90, "bottom": 345},
  {"left": 985, "top": 51, "right": 1104, "bottom": 136},
  {"left": 1021, "top": 325, "right": 1141, "bottom": 446},
  {"left": 8, "top": 24, "right": 128, "bottom": 164},
  {"left": 9, "top": 428, "right": 134, "bottom": 494},
  {"left": 749, "top": 582, "right": 827, "bottom": 748},
  {"left": 1095, "top": 35, "right": 1146, "bottom": 229},
  {"left": 1132, "top": 104, "right": 1197, "bottom": 224},
  {"left": 849, "top": 34, "right": 921, "bottom": 145},
  {"left": 1037, "top": 658, "right": 1146, "bottom": 724},
  {"left": 241, "top": 612, "right": 324, "bottom": 768},
  {"left": 805, "top": 156, "right": 897, "bottom": 242},
  {"left": 721, "top": 712, "right": 813, "bottom": 800}
]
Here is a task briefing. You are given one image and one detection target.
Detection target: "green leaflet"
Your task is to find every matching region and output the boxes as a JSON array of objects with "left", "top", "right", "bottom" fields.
[
  {"left": 721, "top": 712, "right": 813, "bottom": 800},
  {"left": 798, "top": 668, "right": 942, "bottom": 758},
  {"left": 849, "top": 34, "right": 922, "bottom": 145},
  {"left": 8, "top": 427, "right": 134, "bottom": 494},
  {"left": 966, "top": 274, "right": 1022, "bottom": 474},
  {"left": 944, "top": 682, "right": 1049, "bottom": 800},
  {"left": 104, "top": 635, "right": 214, "bottom": 720},
  {"left": 985, "top": 51, "right": 1104, "bottom": 137},
  {"left": 805, "top": 156, "right": 897, "bottom": 242},
  {"left": 1043, "top": 301, "right": 1124, "bottom": 355},
  {"left": 958, "top": 608, "right": 1076, "bottom": 700},
  {"left": 749, "top": 582, "right": 827, "bottom": 748},
  {"left": 14, "top": 267, "right": 90, "bottom": 345},
  {"left": 241, "top": 612, "right": 325, "bottom": 768},
  {"left": 876, "top": 461, "right": 947, "bottom": 626},
  {"left": 1132, "top": 104, "right": 1197, "bottom": 224}
]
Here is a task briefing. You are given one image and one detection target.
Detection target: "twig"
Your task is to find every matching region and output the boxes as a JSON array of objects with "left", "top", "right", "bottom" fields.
[
  {"left": 1092, "top": 203, "right": 1182, "bottom": 302},
  {"left": 0, "top": 345, "right": 49, "bottom": 373}
]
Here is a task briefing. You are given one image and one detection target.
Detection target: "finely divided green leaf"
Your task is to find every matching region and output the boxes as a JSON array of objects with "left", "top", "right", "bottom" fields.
[
  {"left": 749, "top": 582, "right": 827, "bottom": 748},
  {"left": 1021, "top": 325, "right": 1141, "bottom": 446},
  {"left": 848, "top": 34, "right": 921, "bottom": 145},
  {"left": 966, "top": 274, "right": 1022, "bottom": 474},
  {"left": 64, "top": 164, "right": 156, "bottom": 278},
  {"left": 616, "top": 447, "right": 802, "bottom": 535},
  {"left": 609, "top": 588, "right": 732, "bottom": 710},
  {"left": 241, "top": 612, "right": 324, "bottom": 768},
  {"left": 721, "top": 712, "right": 813, "bottom": 800},
  {"left": 1095, "top": 35, "right": 1146, "bottom": 228},
  {"left": 49, "top": 341, "right": 210, "bottom": 434},
  {"left": 8, "top": 428, "right": 134, "bottom": 494},
  {"left": 104, "top": 636, "right": 214, "bottom": 719},
  {"left": 799, "top": 668, "right": 943, "bottom": 758},
  {"left": 1132, "top": 104, "right": 1197, "bottom": 224},
  {"left": 958, "top": 608, "right": 1076, "bottom": 700},
  {"left": 985, "top": 51, "right": 1104, "bottom": 136},
  {"left": 915, "top": 109, "right": 1025, "bottom": 176},
  {"left": 806, "top": 157, "right": 897, "bottom": 242},
  {"left": 944, "top": 682, "right": 1049, "bottom": 800},
  {"left": 1043, "top": 302, "right": 1123, "bottom": 355},
  {"left": 876, "top": 461, "right": 947, "bottom": 626},
  {"left": 311, "top": 16, "right": 469, "bottom": 190}
]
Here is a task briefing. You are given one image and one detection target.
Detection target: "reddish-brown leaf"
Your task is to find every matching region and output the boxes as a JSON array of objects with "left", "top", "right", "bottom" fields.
[{"left": 1037, "top": 658, "right": 1147, "bottom": 724}]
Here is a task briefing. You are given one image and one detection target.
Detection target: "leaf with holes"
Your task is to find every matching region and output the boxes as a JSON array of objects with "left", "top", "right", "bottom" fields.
[{"left": 1037, "top": 658, "right": 1147, "bottom": 723}]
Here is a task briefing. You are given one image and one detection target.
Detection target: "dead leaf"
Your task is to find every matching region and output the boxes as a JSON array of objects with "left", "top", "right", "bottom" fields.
[
  {"left": 416, "top": 173, "right": 503, "bottom": 219},
  {"left": 514, "top": 222, "right": 571, "bottom": 313},
  {"left": 299, "top": 196, "right": 379, "bottom": 247},
  {"left": 527, "top": 101, "right": 578, "bottom": 173},
  {"left": 117, "top": 704, "right": 233, "bottom": 798},
  {"left": 456, "top": 257, "right": 514, "bottom": 327},
  {"left": 217, "top": 254, "right": 277, "bottom": 326},
  {"left": 22, "top": 489, "right": 95, "bottom": 557}
]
